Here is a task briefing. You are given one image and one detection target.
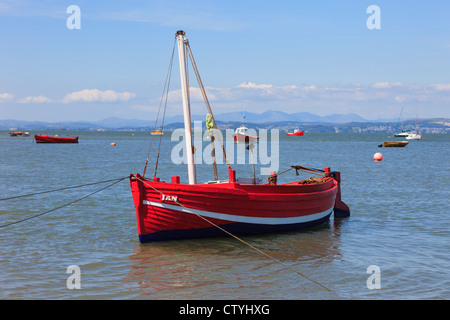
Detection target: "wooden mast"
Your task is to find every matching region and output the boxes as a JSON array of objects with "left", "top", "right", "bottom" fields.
[{"left": 176, "top": 30, "right": 196, "bottom": 184}]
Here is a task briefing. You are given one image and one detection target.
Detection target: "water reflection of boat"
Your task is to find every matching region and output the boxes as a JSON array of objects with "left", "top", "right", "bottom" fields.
[{"left": 126, "top": 225, "right": 342, "bottom": 297}]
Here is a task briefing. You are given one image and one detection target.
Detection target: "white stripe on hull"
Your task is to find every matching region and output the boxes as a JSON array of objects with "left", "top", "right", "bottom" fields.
[{"left": 143, "top": 200, "right": 333, "bottom": 225}]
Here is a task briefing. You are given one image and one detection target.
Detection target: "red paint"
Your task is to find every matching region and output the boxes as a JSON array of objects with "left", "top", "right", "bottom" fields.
[
  {"left": 130, "top": 173, "right": 340, "bottom": 239},
  {"left": 34, "top": 134, "right": 78, "bottom": 143},
  {"left": 233, "top": 133, "right": 259, "bottom": 143},
  {"left": 286, "top": 131, "right": 304, "bottom": 136}
]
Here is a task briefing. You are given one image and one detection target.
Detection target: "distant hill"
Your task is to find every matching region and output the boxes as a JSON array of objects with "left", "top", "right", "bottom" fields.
[
  {"left": 1, "top": 111, "right": 449, "bottom": 133},
  {"left": 163, "top": 110, "right": 369, "bottom": 124}
]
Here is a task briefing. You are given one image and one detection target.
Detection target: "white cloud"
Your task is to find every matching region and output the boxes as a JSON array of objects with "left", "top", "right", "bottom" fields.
[
  {"left": 432, "top": 83, "right": 450, "bottom": 91},
  {"left": 156, "top": 81, "right": 450, "bottom": 119},
  {"left": 238, "top": 82, "right": 273, "bottom": 90},
  {"left": 63, "top": 89, "right": 136, "bottom": 103},
  {"left": 18, "top": 95, "right": 52, "bottom": 103},
  {"left": 0, "top": 92, "right": 14, "bottom": 102},
  {"left": 372, "top": 82, "right": 403, "bottom": 89}
]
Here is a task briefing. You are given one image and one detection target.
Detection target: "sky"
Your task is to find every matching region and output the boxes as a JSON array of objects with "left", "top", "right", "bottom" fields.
[{"left": 0, "top": 0, "right": 449, "bottom": 122}]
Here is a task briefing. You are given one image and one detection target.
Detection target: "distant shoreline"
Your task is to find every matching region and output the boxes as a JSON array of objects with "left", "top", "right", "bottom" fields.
[{"left": 1, "top": 117, "right": 448, "bottom": 134}]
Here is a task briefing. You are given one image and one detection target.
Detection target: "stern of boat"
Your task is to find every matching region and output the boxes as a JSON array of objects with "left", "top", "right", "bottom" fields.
[{"left": 332, "top": 171, "right": 350, "bottom": 218}]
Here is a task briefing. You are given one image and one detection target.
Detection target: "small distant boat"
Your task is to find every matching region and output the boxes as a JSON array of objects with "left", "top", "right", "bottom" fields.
[
  {"left": 395, "top": 99, "right": 422, "bottom": 141},
  {"left": 406, "top": 99, "right": 422, "bottom": 141},
  {"left": 405, "top": 131, "right": 422, "bottom": 140},
  {"left": 9, "top": 131, "right": 30, "bottom": 136},
  {"left": 233, "top": 116, "right": 259, "bottom": 143},
  {"left": 151, "top": 131, "right": 164, "bottom": 135},
  {"left": 383, "top": 141, "right": 409, "bottom": 147},
  {"left": 233, "top": 125, "right": 259, "bottom": 143},
  {"left": 34, "top": 134, "right": 79, "bottom": 143},
  {"left": 286, "top": 129, "right": 304, "bottom": 136},
  {"left": 394, "top": 130, "right": 410, "bottom": 137}
]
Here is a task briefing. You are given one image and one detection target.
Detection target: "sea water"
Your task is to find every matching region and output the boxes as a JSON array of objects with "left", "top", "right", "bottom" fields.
[{"left": 0, "top": 131, "right": 449, "bottom": 299}]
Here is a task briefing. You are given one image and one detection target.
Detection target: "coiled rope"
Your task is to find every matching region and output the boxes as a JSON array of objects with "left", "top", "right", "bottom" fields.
[{"left": 0, "top": 176, "right": 128, "bottom": 229}]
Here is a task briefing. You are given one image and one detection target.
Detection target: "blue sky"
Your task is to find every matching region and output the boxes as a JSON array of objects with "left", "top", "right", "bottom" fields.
[{"left": 1, "top": 0, "right": 449, "bottom": 122}]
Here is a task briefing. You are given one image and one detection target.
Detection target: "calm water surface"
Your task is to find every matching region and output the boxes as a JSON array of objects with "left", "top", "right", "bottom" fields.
[{"left": 0, "top": 131, "right": 449, "bottom": 299}]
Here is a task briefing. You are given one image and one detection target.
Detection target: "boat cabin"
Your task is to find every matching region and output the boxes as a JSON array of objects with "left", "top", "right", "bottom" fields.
[{"left": 235, "top": 126, "right": 249, "bottom": 135}]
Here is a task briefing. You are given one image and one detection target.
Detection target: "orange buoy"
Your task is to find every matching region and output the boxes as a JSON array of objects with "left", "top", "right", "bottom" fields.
[
  {"left": 374, "top": 152, "right": 383, "bottom": 161},
  {"left": 111, "top": 142, "right": 116, "bottom": 146}
]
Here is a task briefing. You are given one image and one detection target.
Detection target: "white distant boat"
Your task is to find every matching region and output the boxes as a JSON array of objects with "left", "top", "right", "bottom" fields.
[
  {"left": 232, "top": 116, "right": 259, "bottom": 143},
  {"left": 405, "top": 131, "right": 422, "bottom": 140},
  {"left": 405, "top": 99, "right": 422, "bottom": 141},
  {"left": 395, "top": 99, "right": 422, "bottom": 141},
  {"left": 394, "top": 130, "right": 411, "bottom": 138}
]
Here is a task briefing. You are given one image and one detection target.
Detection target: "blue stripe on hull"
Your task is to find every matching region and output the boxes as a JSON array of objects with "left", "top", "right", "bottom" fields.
[{"left": 138, "top": 212, "right": 332, "bottom": 243}]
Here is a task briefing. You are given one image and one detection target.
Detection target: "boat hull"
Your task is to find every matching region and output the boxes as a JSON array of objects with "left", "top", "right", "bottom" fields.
[
  {"left": 286, "top": 131, "right": 304, "bottom": 136},
  {"left": 405, "top": 134, "right": 422, "bottom": 140},
  {"left": 130, "top": 173, "right": 339, "bottom": 242},
  {"left": 34, "top": 134, "right": 79, "bottom": 143},
  {"left": 10, "top": 131, "right": 30, "bottom": 136},
  {"left": 233, "top": 133, "right": 259, "bottom": 143},
  {"left": 383, "top": 141, "right": 408, "bottom": 147}
]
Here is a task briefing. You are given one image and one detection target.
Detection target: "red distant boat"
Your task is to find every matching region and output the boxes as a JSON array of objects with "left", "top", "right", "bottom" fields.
[
  {"left": 34, "top": 134, "right": 78, "bottom": 143},
  {"left": 287, "top": 129, "right": 304, "bottom": 136},
  {"left": 129, "top": 31, "right": 349, "bottom": 243},
  {"left": 9, "top": 131, "right": 30, "bottom": 136}
]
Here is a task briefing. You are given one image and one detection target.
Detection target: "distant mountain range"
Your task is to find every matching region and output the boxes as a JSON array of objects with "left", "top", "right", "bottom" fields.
[
  {"left": 1, "top": 110, "right": 448, "bottom": 133},
  {"left": 0, "top": 111, "right": 384, "bottom": 129},
  {"left": 162, "top": 110, "right": 372, "bottom": 124}
]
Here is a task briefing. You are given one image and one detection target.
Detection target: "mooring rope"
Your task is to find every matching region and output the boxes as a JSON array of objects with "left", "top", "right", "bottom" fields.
[
  {"left": 0, "top": 177, "right": 129, "bottom": 201},
  {"left": 133, "top": 175, "right": 332, "bottom": 292},
  {"left": 0, "top": 176, "right": 128, "bottom": 229}
]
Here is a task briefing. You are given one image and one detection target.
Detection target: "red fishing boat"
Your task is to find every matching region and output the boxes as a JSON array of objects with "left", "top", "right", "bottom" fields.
[
  {"left": 34, "top": 134, "right": 79, "bottom": 143},
  {"left": 286, "top": 129, "right": 304, "bottom": 136},
  {"left": 129, "top": 31, "right": 349, "bottom": 242}
]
